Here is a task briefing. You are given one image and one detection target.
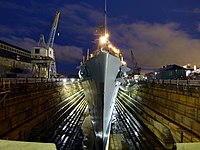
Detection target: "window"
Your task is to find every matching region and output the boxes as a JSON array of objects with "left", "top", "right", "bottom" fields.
[{"left": 35, "top": 49, "right": 40, "bottom": 54}]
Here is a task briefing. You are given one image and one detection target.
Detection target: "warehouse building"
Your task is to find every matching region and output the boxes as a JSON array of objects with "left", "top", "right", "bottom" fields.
[{"left": 0, "top": 40, "right": 32, "bottom": 78}]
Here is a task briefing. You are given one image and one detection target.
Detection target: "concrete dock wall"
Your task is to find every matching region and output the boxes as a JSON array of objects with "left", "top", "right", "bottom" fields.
[
  {"left": 0, "top": 79, "right": 82, "bottom": 140},
  {"left": 127, "top": 82, "right": 200, "bottom": 144}
]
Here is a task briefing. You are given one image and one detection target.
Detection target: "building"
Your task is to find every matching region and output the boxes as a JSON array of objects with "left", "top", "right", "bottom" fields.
[
  {"left": 31, "top": 42, "right": 56, "bottom": 78},
  {"left": 155, "top": 64, "right": 186, "bottom": 80},
  {"left": 0, "top": 40, "right": 32, "bottom": 77}
]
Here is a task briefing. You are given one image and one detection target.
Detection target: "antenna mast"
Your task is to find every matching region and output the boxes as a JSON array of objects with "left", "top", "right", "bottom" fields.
[{"left": 104, "top": 0, "right": 107, "bottom": 35}]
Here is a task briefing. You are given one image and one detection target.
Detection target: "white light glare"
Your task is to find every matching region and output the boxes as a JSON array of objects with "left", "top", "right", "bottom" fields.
[
  {"left": 70, "top": 78, "right": 75, "bottom": 82},
  {"left": 99, "top": 33, "right": 109, "bottom": 45},
  {"left": 105, "top": 33, "right": 109, "bottom": 38},
  {"left": 121, "top": 61, "right": 127, "bottom": 65},
  {"left": 99, "top": 35, "right": 108, "bottom": 45},
  {"left": 63, "top": 78, "right": 67, "bottom": 83}
]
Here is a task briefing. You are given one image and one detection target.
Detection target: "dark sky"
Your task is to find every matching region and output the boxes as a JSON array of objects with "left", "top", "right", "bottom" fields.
[{"left": 1, "top": 0, "right": 200, "bottom": 75}]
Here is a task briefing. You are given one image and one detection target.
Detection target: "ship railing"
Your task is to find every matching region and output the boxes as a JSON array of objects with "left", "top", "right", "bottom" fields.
[
  {"left": 0, "top": 78, "right": 73, "bottom": 87},
  {"left": 147, "top": 79, "right": 200, "bottom": 88}
]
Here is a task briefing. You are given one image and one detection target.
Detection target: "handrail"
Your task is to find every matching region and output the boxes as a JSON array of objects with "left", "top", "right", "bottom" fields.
[
  {"left": 147, "top": 79, "right": 200, "bottom": 87},
  {"left": 0, "top": 78, "right": 79, "bottom": 88}
]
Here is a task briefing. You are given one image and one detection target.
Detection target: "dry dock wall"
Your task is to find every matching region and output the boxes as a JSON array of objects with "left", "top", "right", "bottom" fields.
[
  {"left": 128, "top": 82, "right": 200, "bottom": 145},
  {"left": 0, "top": 79, "right": 82, "bottom": 141}
]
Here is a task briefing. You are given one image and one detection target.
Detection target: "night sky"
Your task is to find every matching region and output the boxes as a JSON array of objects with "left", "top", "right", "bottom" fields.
[{"left": 1, "top": 0, "right": 200, "bottom": 76}]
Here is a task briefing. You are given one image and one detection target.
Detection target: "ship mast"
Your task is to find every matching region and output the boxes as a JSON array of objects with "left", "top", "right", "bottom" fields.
[{"left": 104, "top": 0, "right": 107, "bottom": 35}]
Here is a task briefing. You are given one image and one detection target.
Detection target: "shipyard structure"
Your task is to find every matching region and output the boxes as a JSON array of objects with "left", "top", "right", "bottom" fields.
[
  {"left": 1, "top": 33, "right": 200, "bottom": 150},
  {"left": 0, "top": 11, "right": 60, "bottom": 78},
  {"left": 0, "top": 40, "right": 32, "bottom": 78},
  {"left": 0, "top": 5, "right": 200, "bottom": 150}
]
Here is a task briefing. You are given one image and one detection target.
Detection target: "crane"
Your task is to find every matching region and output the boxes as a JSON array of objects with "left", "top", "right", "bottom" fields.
[
  {"left": 47, "top": 11, "right": 60, "bottom": 77},
  {"left": 37, "top": 34, "right": 46, "bottom": 48},
  {"left": 131, "top": 50, "right": 141, "bottom": 76},
  {"left": 32, "top": 11, "right": 60, "bottom": 78},
  {"left": 47, "top": 11, "right": 60, "bottom": 49}
]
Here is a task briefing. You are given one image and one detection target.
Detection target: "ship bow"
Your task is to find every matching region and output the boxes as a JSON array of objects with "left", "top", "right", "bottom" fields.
[{"left": 81, "top": 52, "right": 122, "bottom": 149}]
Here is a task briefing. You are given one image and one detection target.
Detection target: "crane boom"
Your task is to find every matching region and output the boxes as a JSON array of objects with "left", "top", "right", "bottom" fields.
[
  {"left": 47, "top": 11, "right": 60, "bottom": 48},
  {"left": 131, "top": 50, "right": 137, "bottom": 69},
  {"left": 131, "top": 50, "right": 141, "bottom": 75}
]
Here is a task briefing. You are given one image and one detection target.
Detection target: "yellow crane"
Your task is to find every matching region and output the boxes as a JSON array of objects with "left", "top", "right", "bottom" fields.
[
  {"left": 32, "top": 11, "right": 60, "bottom": 78},
  {"left": 47, "top": 11, "right": 60, "bottom": 49}
]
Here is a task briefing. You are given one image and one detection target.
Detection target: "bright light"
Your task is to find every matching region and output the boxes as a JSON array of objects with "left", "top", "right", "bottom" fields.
[
  {"left": 99, "top": 35, "right": 108, "bottom": 45},
  {"left": 70, "top": 78, "right": 75, "bottom": 82},
  {"left": 105, "top": 33, "right": 109, "bottom": 38},
  {"left": 186, "top": 70, "right": 191, "bottom": 77},
  {"left": 99, "top": 33, "right": 109, "bottom": 45},
  {"left": 194, "top": 65, "right": 197, "bottom": 72},
  {"left": 98, "top": 33, "right": 125, "bottom": 63},
  {"left": 108, "top": 44, "right": 112, "bottom": 48},
  {"left": 63, "top": 78, "right": 67, "bottom": 83},
  {"left": 95, "top": 131, "right": 102, "bottom": 138},
  {"left": 134, "top": 75, "right": 139, "bottom": 80},
  {"left": 134, "top": 131, "right": 139, "bottom": 136},
  {"left": 113, "top": 47, "right": 120, "bottom": 54},
  {"left": 108, "top": 44, "right": 120, "bottom": 54},
  {"left": 121, "top": 61, "right": 127, "bottom": 65}
]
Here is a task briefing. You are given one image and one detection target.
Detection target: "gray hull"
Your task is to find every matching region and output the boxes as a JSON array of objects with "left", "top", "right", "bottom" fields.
[{"left": 81, "top": 52, "right": 122, "bottom": 149}]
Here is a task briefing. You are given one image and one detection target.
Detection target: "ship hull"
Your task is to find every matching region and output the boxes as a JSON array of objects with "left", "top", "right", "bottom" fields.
[{"left": 81, "top": 52, "right": 122, "bottom": 149}]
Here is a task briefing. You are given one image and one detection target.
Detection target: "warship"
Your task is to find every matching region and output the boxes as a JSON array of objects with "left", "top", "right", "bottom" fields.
[
  {"left": 79, "top": 29, "right": 128, "bottom": 150},
  {"left": 79, "top": 1, "right": 128, "bottom": 149}
]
